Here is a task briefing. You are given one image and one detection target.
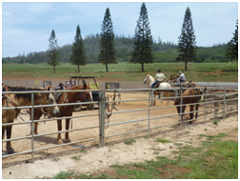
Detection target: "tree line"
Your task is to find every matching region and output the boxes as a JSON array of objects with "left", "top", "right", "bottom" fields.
[{"left": 2, "top": 3, "right": 238, "bottom": 73}]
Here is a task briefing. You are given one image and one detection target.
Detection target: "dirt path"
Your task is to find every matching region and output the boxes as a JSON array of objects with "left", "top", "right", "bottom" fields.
[{"left": 2, "top": 92, "right": 238, "bottom": 179}]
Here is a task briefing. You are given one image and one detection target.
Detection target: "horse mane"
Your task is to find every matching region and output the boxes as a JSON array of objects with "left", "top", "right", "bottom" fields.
[
  {"left": 4, "top": 85, "right": 44, "bottom": 91},
  {"left": 4, "top": 85, "right": 46, "bottom": 101},
  {"left": 67, "top": 85, "right": 90, "bottom": 90}
]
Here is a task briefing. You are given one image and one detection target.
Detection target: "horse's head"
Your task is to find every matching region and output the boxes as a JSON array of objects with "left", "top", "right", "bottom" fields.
[
  {"left": 69, "top": 85, "right": 93, "bottom": 106},
  {"left": 78, "top": 91, "right": 92, "bottom": 102},
  {"left": 168, "top": 75, "right": 178, "bottom": 83},
  {"left": 41, "top": 87, "right": 59, "bottom": 118},
  {"left": 143, "top": 74, "right": 150, "bottom": 84}
]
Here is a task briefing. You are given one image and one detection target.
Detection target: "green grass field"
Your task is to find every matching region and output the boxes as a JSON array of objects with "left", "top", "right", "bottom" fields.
[{"left": 2, "top": 62, "right": 238, "bottom": 82}]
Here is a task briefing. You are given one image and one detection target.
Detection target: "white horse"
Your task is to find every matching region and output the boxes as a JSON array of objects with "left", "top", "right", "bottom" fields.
[{"left": 143, "top": 74, "right": 171, "bottom": 106}]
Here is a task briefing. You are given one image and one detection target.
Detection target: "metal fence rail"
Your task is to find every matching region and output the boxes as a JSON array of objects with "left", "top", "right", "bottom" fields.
[{"left": 2, "top": 86, "right": 238, "bottom": 163}]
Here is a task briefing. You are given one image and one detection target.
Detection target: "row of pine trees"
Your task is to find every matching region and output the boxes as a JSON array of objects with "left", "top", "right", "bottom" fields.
[{"left": 47, "top": 3, "right": 238, "bottom": 73}]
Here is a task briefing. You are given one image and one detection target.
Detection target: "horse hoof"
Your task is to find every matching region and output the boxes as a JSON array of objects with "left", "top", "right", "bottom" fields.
[
  {"left": 58, "top": 140, "right": 64, "bottom": 144},
  {"left": 65, "top": 139, "right": 71, "bottom": 143},
  {"left": 7, "top": 148, "right": 14, "bottom": 154}
]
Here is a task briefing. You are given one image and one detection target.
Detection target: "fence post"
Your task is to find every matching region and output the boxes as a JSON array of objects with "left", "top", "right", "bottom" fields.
[
  {"left": 99, "top": 90, "right": 106, "bottom": 147},
  {"left": 204, "top": 88, "right": 207, "bottom": 124},
  {"left": 223, "top": 88, "right": 226, "bottom": 119},
  {"left": 180, "top": 85, "right": 183, "bottom": 130},
  {"left": 148, "top": 90, "right": 151, "bottom": 138},
  {"left": 31, "top": 93, "right": 35, "bottom": 163},
  {"left": 150, "top": 90, "right": 154, "bottom": 106}
]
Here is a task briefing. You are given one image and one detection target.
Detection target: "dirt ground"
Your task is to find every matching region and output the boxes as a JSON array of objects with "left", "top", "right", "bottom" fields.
[{"left": 2, "top": 91, "right": 238, "bottom": 179}]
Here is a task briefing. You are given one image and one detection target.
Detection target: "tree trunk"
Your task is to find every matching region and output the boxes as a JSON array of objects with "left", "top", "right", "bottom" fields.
[
  {"left": 141, "top": 63, "right": 144, "bottom": 72},
  {"left": 185, "top": 61, "right": 187, "bottom": 71},
  {"left": 78, "top": 65, "right": 80, "bottom": 73},
  {"left": 53, "top": 66, "right": 56, "bottom": 73},
  {"left": 106, "top": 64, "right": 109, "bottom": 72}
]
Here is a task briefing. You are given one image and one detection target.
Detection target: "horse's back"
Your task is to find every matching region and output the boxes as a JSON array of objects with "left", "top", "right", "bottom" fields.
[{"left": 159, "top": 82, "right": 171, "bottom": 89}]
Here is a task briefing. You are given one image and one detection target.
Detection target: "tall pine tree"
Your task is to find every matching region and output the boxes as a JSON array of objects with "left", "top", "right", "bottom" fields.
[
  {"left": 226, "top": 19, "right": 238, "bottom": 61},
  {"left": 98, "top": 8, "right": 116, "bottom": 72},
  {"left": 70, "top": 25, "right": 87, "bottom": 73},
  {"left": 130, "top": 2, "right": 154, "bottom": 72},
  {"left": 47, "top": 29, "right": 60, "bottom": 73},
  {"left": 177, "top": 7, "right": 197, "bottom": 71}
]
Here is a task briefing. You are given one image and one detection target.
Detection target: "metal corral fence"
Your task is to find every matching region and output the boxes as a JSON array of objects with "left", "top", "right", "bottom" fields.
[{"left": 2, "top": 86, "right": 238, "bottom": 163}]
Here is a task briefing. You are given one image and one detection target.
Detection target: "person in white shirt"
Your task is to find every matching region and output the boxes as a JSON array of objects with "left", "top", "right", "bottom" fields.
[
  {"left": 151, "top": 69, "right": 166, "bottom": 88},
  {"left": 176, "top": 71, "right": 186, "bottom": 83},
  {"left": 175, "top": 71, "right": 186, "bottom": 96}
]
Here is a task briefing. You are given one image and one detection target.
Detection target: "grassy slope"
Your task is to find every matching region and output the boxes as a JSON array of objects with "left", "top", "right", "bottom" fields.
[
  {"left": 2, "top": 62, "right": 238, "bottom": 82},
  {"left": 50, "top": 133, "right": 238, "bottom": 179}
]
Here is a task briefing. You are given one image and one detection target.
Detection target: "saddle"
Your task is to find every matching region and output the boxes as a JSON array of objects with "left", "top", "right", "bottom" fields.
[{"left": 154, "top": 81, "right": 164, "bottom": 88}]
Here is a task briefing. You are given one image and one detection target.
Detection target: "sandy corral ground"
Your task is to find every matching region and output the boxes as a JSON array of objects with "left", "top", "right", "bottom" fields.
[{"left": 2, "top": 92, "right": 238, "bottom": 179}]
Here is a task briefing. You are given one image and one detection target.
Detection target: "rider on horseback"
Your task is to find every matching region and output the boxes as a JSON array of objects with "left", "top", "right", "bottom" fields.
[
  {"left": 151, "top": 69, "right": 166, "bottom": 88},
  {"left": 175, "top": 71, "right": 186, "bottom": 84}
]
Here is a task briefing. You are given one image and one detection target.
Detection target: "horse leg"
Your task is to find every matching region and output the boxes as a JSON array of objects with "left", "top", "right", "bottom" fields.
[
  {"left": 33, "top": 108, "right": 42, "bottom": 135},
  {"left": 153, "top": 92, "right": 156, "bottom": 106},
  {"left": 57, "top": 119, "right": 64, "bottom": 144},
  {"left": 2, "top": 126, "right": 6, "bottom": 155},
  {"left": 65, "top": 119, "right": 71, "bottom": 143},
  {"left": 6, "top": 125, "right": 14, "bottom": 154},
  {"left": 195, "top": 104, "right": 199, "bottom": 119},
  {"left": 160, "top": 92, "right": 164, "bottom": 105},
  {"left": 188, "top": 105, "right": 194, "bottom": 124},
  {"left": 178, "top": 106, "right": 185, "bottom": 126}
]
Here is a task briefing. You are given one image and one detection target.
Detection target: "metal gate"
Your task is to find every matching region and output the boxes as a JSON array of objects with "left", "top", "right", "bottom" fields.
[{"left": 2, "top": 86, "right": 238, "bottom": 163}]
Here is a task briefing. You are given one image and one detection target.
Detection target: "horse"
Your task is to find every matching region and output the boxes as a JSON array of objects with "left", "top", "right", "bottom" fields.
[
  {"left": 29, "top": 85, "right": 93, "bottom": 144},
  {"left": 143, "top": 74, "right": 171, "bottom": 105},
  {"left": 2, "top": 85, "right": 59, "bottom": 154},
  {"left": 174, "top": 82, "right": 202, "bottom": 125},
  {"left": 2, "top": 95, "right": 20, "bottom": 155},
  {"left": 167, "top": 74, "right": 179, "bottom": 84}
]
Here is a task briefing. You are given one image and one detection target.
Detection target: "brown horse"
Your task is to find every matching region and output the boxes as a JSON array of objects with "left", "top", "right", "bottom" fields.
[
  {"left": 174, "top": 82, "right": 202, "bottom": 125},
  {"left": 2, "top": 85, "right": 59, "bottom": 154},
  {"left": 2, "top": 95, "right": 20, "bottom": 155},
  {"left": 30, "top": 85, "right": 93, "bottom": 144},
  {"left": 167, "top": 75, "right": 179, "bottom": 83}
]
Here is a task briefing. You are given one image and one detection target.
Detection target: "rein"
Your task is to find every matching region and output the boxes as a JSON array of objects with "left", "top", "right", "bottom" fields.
[{"left": 79, "top": 92, "right": 91, "bottom": 102}]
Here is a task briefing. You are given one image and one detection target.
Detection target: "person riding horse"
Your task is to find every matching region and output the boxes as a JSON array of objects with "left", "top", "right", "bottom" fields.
[
  {"left": 175, "top": 71, "right": 186, "bottom": 96},
  {"left": 175, "top": 71, "right": 186, "bottom": 85},
  {"left": 151, "top": 69, "right": 166, "bottom": 88}
]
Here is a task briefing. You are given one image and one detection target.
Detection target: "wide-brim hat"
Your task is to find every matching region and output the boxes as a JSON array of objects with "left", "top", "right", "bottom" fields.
[{"left": 179, "top": 71, "right": 182, "bottom": 73}]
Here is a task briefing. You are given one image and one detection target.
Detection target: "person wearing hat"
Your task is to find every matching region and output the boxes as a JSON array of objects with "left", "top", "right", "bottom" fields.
[
  {"left": 176, "top": 71, "right": 186, "bottom": 84},
  {"left": 151, "top": 69, "right": 166, "bottom": 88}
]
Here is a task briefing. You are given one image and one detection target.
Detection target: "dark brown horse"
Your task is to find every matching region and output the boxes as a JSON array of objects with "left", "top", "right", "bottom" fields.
[
  {"left": 2, "top": 85, "right": 59, "bottom": 154},
  {"left": 174, "top": 82, "right": 202, "bottom": 125},
  {"left": 30, "top": 85, "right": 93, "bottom": 144}
]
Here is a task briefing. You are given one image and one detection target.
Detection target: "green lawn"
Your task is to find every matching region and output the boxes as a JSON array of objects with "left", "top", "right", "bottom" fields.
[{"left": 2, "top": 62, "right": 238, "bottom": 82}]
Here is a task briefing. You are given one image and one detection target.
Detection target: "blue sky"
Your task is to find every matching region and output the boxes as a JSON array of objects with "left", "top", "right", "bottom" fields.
[{"left": 2, "top": 1, "right": 238, "bottom": 58}]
